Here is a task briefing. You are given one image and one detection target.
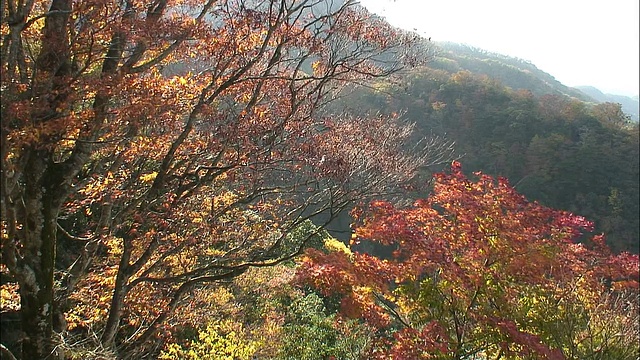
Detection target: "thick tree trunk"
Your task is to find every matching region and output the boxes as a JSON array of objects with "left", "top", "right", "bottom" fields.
[
  {"left": 13, "top": 0, "right": 72, "bottom": 357},
  {"left": 18, "top": 152, "right": 62, "bottom": 359}
]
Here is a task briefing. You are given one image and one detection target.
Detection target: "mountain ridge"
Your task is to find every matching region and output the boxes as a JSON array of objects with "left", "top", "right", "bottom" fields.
[
  {"left": 431, "top": 42, "right": 593, "bottom": 101},
  {"left": 429, "top": 42, "right": 638, "bottom": 121}
]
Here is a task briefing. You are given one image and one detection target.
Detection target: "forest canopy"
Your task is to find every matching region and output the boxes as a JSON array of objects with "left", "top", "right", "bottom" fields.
[{"left": 341, "top": 63, "right": 640, "bottom": 254}]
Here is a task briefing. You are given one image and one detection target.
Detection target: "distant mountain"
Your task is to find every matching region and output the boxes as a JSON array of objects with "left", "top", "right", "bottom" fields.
[
  {"left": 574, "top": 86, "right": 639, "bottom": 122},
  {"left": 425, "top": 42, "right": 639, "bottom": 122},
  {"left": 431, "top": 42, "right": 596, "bottom": 102}
]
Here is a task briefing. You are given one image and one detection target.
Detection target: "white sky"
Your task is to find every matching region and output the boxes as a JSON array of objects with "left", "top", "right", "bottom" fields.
[{"left": 359, "top": 0, "right": 640, "bottom": 97}]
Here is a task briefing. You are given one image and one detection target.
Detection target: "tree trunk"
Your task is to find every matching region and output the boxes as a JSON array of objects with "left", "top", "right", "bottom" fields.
[
  {"left": 18, "top": 151, "right": 62, "bottom": 359},
  {"left": 13, "top": 0, "right": 72, "bottom": 356}
]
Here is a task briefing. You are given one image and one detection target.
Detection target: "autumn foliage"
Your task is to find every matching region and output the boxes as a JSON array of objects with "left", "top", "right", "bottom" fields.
[
  {"left": 2, "top": 0, "right": 636, "bottom": 358},
  {"left": 300, "top": 161, "right": 639, "bottom": 359},
  {"left": 0, "top": 0, "right": 451, "bottom": 358}
]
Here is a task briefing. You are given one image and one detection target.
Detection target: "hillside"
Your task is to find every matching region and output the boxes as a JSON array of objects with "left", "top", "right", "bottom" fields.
[
  {"left": 430, "top": 42, "right": 596, "bottom": 102},
  {"left": 427, "top": 42, "right": 638, "bottom": 122},
  {"left": 337, "top": 48, "right": 640, "bottom": 253}
]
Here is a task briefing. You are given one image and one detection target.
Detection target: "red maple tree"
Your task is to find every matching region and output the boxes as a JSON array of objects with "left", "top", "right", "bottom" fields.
[{"left": 300, "top": 161, "right": 639, "bottom": 359}]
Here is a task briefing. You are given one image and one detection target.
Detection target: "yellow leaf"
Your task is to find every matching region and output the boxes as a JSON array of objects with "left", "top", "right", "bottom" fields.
[{"left": 139, "top": 172, "right": 158, "bottom": 183}]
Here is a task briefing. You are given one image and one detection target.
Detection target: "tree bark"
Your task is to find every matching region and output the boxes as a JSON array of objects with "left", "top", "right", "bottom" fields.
[
  {"left": 12, "top": 0, "right": 71, "bottom": 357},
  {"left": 18, "top": 151, "right": 62, "bottom": 359}
]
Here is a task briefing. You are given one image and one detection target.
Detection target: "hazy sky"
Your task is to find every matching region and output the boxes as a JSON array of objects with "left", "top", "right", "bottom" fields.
[{"left": 359, "top": 0, "right": 639, "bottom": 97}]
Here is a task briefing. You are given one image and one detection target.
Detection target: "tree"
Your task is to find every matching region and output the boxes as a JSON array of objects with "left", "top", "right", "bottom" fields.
[
  {"left": 159, "top": 320, "right": 259, "bottom": 360},
  {"left": 155, "top": 240, "right": 373, "bottom": 360},
  {"left": 300, "top": 162, "right": 639, "bottom": 359},
  {"left": 591, "top": 102, "right": 632, "bottom": 129},
  {"left": 1, "top": 0, "right": 453, "bottom": 358}
]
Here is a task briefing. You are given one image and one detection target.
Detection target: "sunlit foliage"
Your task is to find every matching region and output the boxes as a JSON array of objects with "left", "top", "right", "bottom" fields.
[{"left": 300, "top": 162, "right": 639, "bottom": 359}]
